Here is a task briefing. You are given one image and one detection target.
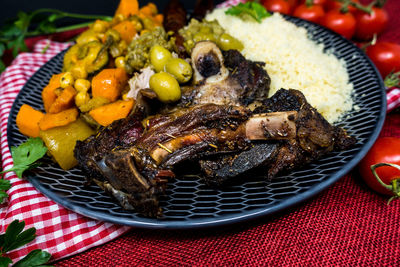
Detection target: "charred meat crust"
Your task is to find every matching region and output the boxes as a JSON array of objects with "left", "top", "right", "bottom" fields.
[
  {"left": 199, "top": 89, "right": 357, "bottom": 186},
  {"left": 162, "top": 0, "right": 187, "bottom": 57},
  {"left": 222, "top": 50, "right": 271, "bottom": 105},
  {"left": 74, "top": 112, "right": 144, "bottom": 183}
]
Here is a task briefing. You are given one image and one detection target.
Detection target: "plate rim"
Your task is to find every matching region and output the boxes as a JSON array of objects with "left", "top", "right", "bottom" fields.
[{"left": 6, "top": 17, "right": 387, "bottom": 229}]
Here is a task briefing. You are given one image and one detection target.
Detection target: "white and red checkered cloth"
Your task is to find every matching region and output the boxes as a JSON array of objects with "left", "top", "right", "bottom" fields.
[
  {"left": 387, "top": 87, "right": 400, "bottom": 112},
  {"left": 1, "top": 34, "right": 399, "bottom": 262},
  {"left": 0, "top": 40, "right": 131, "bottom": 263}
]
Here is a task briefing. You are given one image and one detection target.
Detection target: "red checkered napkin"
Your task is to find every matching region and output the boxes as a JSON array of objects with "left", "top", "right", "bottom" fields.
[
  {"left": 387, "top": 87, "right": 400, "bottom": 112},
  {"left": 0, "top": 39, "right": 130, "bottom": 263}
]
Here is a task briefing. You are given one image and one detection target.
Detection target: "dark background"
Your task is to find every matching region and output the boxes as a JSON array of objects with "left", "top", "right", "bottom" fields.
[{"left": 0, "top": 0, "right": 225, "bottom": 27}]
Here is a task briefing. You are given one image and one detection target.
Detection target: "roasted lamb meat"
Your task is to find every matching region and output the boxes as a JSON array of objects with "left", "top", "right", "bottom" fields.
[
  {"left": 179, "top": 41, "right": 270, "bottom": 106},
  {"left": 199, "top": 89, "right": 356, "bottom": 185},
  {"left": 75, "top": 102, "right": 298, "bottom": 217},
  {"left": 75, "top": 89, "right": 355, "bottom": 217},
  {"left": 74, "top": 41, "right": 355, "bottom": 217}
]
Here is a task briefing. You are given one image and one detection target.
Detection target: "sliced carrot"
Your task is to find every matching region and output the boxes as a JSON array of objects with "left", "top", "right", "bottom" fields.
[
  {"left": 112, "top": 21, "right": 137, "bottom": 44},
  {"left": 42, "top": 73, "right": 64, "bottom": 113},
  {"left": 38, "top": 108, "right": 79, "bottom": 131},
  {"left": 115, "top": 0, "right": 139, "bottom": 17},
  {"left": 16, "top": 104, "right": 45, "bottom": 137},
  {"left": 139, "top": 6, "right": 153, "bottom": 17},
  {"left": 89, "top": 99, "right": 134, "bottom": 126},
  {"left": 48, "top": 86, "right": 77, "bottom": 114},
  {"left": 154, "top": 14, "right": 164, "bottom": 25},
  {"left": 91, "top": 68, "right": 128, "bottom": 102}
]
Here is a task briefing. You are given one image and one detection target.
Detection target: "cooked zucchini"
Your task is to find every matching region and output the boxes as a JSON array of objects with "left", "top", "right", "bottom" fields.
[{"left": 63, "top": 41, "right": 109, "bottom": 76}]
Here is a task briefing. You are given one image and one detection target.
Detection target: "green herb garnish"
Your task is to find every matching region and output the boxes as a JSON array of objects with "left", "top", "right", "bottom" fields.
[
  {"left": 0, "top": 137, "right": 47, "bottom": 204},
  {"left": 225, "top": 2, "right": 270, "bottom": 23},
  {"left": 0, "top": 180, "right": 11, "bottom": 205},
  {"left": 0, "top": 220, "right": 52, "bottom": 267},
  {"left": 0, "top": 137, "right": 47, "bottom": 179},
  {"left": 0, "top": 9, "right": 112, "bottom": 73}
]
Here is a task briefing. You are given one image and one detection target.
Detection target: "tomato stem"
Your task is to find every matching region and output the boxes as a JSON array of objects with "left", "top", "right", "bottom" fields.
[
  {"left": 370, "top": 163, "right": 400, "bottom": 202},
  {"left": 384, "top": 71, "right": 400, "bottom": 88},
  {"left": 349, "top": 1, "right": 372, "bottom": 14},
  {"left": 305, "top": 0, "right": 313, "bottom": 7}
]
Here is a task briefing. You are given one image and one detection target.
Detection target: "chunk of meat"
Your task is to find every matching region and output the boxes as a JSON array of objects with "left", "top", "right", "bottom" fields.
[
  {"left": 199, "top": 89, "right": 357, "bottom": 185},
  {"left": 163, "top": 0, "right": 187, "bottom": 57},
  {"left": 180, "top": 41, "right": 271, "bottom": 107},
  {"left": 75, "top": 102, "right": 300, "bottom": 217}
]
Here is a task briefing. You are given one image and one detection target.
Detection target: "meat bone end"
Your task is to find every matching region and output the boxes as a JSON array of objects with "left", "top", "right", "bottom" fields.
[{"left": 245, "top": 111, "right": 298, "bottom": 140}]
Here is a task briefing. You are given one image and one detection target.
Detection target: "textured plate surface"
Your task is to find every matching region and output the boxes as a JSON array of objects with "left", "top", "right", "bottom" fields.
[{"left": 7, "top": 16, "right": 386, "bottom": 229}]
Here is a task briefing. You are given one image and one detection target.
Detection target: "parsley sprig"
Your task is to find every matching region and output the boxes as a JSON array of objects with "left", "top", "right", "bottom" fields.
[
  {"left": 0, "top": 8, "right": 112, "bottom": 73},
  {"left": 225, "top": 2, "right": 270, "bottom": 23},
  {"left": 0, "top": 138, "right": 48, "bottom": 203},
  {"left": 0, "top": 220, "right": 52, "bottom": 267}
]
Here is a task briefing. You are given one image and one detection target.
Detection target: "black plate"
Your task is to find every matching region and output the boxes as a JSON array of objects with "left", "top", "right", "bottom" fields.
[{"left": 7, "top": 16, "right": 386, "bottom": 229}]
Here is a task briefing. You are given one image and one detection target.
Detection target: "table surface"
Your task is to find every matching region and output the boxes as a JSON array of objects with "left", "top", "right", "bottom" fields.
[{"left": 5, "top": 0, "right": 400, "bottom": 266}]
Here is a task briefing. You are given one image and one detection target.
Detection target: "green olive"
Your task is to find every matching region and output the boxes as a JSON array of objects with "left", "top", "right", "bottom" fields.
[
  {"left": 217, "top": 33, "right": 244, "bottom": 51},
  {"left": 150, "top": 45, "right": 172, "bottom": 72},
  {"left": 193, "top": 32, "right": 216, "bottom": 43},
  {"left": 165, "top": 58, "right": 192, "bottom": 83},
  {"left": 149, "top": 72, "right": 181, "bottom": 103}
]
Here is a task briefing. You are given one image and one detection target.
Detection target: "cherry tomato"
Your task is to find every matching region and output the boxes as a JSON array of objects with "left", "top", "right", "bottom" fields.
[
  {"left": 358, "top": 137, "right": 400, "bottom": 196},
  {"left": 366, "top": 42, "right": 400, "bottom": 78},
  {"left": 286, "top": 0, "right": 299, "bottom": 12},
  {"left": 325, "top": 0, "right": 359, "bottom": 13},
  {"left": 293, "top": 4, "right": 325, "bottom": 24},
  {"left": 299, "top": 0, "right": 326, "bottom": 6},
  {"left": 263, "top": 0, "right": 291, "bottom": 15},
  {"left": 322, "top": 10, "right": 356, "bottom": 39},
  {"left": 354, "top": 7, "right": 388, "bottom": 41}
]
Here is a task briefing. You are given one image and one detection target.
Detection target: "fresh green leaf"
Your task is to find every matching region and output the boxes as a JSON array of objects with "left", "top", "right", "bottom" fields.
[
  {"left": 0, "top": 61, "right": 5, "bottom": 73},
  {"left": 253, "top": 2, "right": 269, "bottom": 20},
  {"left": 2, "top": 220, "right": 36, "bottom": 253},
  {"left": 0, "top": 179, "right": 11, "bottom": 203},
  {"left": 13, "top": 249, "right": 52, "bottom": 267},
  {"left": 0, "top": 256, "right": 12, "bottom": 267},
  {"left": 0, "top": 138, "right": 47, "bottom": 179},
  {"left": 14, "top": 11, "right": 30, "bottom": 31},
  {"left": 0, "top": 233, "right": 5, "bottom": 248},
  {"left": 11, "top": 35, "right": 28, "bottom": 58},
  {"left": 3, "top": 221, "right": 25, "bottom": 252},
  {"left": 0, "top": 221, "right": 52, "bottom": 267},
  {"left": 37, "top": 20, "right": 57, "bottom": 35},
  {"left": 0, "top": 43, "right": 6, "bottom": 73},
  {"left": 0, "top": 180, "right": 11, "bottom": 191},
  {"left": 1, "top": 24, "right": 22, "bottom": 40},
  {"left": 0, "top": 43, "right": 5, "bottom": 56},
  {"left": 225, "top": 2, "right": 270, "bottom": 23},
  {"left": 3, "top": 220, "right": 25, "bottom": 252},
  {"left": 6, "top": 228, "right": 36, "bottom": 252},
  {"left": 48, "top": 13, "right": 63, "bottom": 23}
]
